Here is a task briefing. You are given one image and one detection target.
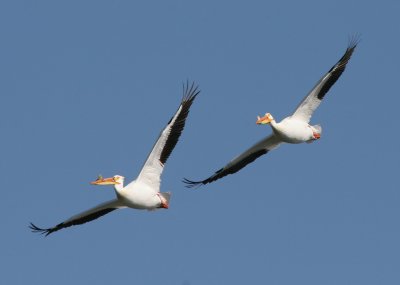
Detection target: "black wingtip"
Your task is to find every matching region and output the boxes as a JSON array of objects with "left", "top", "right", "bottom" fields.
[
  {"left": 348, "top": 33, "right": 361, "bottom": 50},
  {"left": 337, "top": 36, "right": 359, "bottom": 69},
  {"left": 182, "top": 80, "right": 200, "bottom": 103},
  {"left": 182, "top": 178, "right": 204, "bottom": 189},
  {"left": 29, "top": 222, "right": 52, "bottom": 236}
]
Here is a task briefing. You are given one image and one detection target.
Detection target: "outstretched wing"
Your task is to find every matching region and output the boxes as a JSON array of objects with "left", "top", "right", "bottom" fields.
[
  {"left": 134, "top": 82, "right": 199, "bottom": 191},
  {"left": 29, "top": 199, "right": 124, "bottom": 236},
  {"left": 184, "top": 134, "right": 282, "bottom": 187},
  {"left": 291, "top": 37, "right": 358, "bottom": 123}
]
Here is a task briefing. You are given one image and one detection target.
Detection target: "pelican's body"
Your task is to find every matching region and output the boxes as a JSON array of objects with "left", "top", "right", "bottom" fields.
[
  {"left": 270, "top": 117, "right": 317, "bottom": 143},
  {"left": 184, "top": 38, "right": 358, "bottom": 187},
  {"left": 30, "top": 82, "right": 199, "bottom": 235},
  {"left": 114, "top": 180, "right": 168, "bottom": 210}
]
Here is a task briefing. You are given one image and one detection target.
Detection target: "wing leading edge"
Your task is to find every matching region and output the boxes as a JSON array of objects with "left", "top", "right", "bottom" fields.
[
  {"left": 184, "top": 134, "right": 281, "bottom": 187},
  {"left": 135, "top": 81, "right": 199, "bottom": 190},
  {"left": 29, "top": 199, "right": 124, "bottom": 236},
  {"left": 291, "top": 37, "right": 359, "bottom": 123}
]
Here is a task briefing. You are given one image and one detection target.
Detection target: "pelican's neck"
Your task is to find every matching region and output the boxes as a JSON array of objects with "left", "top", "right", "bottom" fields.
[
  {"left": 113, "top": 182, "right": 124, "bottom": 193},
  {"left": 269, "top": 118, "right": 278, "bottom": 130}
]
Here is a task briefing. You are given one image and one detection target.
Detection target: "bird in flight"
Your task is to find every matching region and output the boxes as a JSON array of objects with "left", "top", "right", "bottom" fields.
[
  {"left": 30, "top": 82, "right": 199, "bottom": 235},
  {"left": 184, "top": 38, "right": 358, "bottom": 188}
]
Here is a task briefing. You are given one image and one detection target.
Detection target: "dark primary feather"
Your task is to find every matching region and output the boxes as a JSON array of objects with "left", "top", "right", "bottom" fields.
[
  {"left": 183, "top": 149, "right": 269, "bottom": 188},
  {"left": 159, "top": 81, "right": 199, "bottom": 165},
  {"left": 29, "top": 208, "right": 117, "bottom": 236},
  {"left": 316, "top": 37, "right": 359, "bottom": 101}
]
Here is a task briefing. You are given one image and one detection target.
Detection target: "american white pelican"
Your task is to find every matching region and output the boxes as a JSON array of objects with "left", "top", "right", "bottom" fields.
[
  {"left": 184, "top": 39, "right": 358, "bottom": 187},
  {"left": 30, "top": 82, "right": 199, "bottom": 235}
]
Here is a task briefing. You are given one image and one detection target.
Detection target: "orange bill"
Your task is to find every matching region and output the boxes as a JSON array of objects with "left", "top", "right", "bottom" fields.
[
  {"left": 256, "top": 113, "right": 273, "bottom": 125},
  {"left": 90, "top": 175, "right": 120, "bottom": 185}
]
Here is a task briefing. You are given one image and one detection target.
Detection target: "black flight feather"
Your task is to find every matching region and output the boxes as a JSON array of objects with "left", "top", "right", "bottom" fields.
[
  {"left": 316, "top": 37, "right": 359, "bottom": 101},
  {"left": 159, "top": 81, "right": 199, "bottom": 165},
  {"left": 29, "top": 207, "right": 117, "bottom": 236},
  {"left": 183, "top": 149, "right": 269, "bottom": 188}
]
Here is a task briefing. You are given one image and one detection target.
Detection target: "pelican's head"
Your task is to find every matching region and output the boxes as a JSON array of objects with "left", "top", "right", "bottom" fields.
[
  {"left": 90, "top": 175, "right": 125, "bottom": 186},
  {"left": 256, "top": 113, "right": 274, "bottom": 125}
]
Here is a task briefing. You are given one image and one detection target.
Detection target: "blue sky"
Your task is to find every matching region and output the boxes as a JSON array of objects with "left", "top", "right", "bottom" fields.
[{"left": 1, "top": 1, "right": 400, "bottom": 284}]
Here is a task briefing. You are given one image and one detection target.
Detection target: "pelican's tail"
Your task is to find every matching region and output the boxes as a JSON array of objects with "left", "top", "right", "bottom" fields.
[
  {"left": 159, "top": 192, "right": 171, "bottom": 204},
  {"left": 307, "top": 124, "right": 322, "bottom": 143},
  {"left": 311, "top": 124, "right": 322, "bottom": 135}
]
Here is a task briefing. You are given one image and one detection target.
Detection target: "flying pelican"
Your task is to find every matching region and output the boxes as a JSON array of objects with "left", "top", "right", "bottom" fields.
[
  {"left": 30, "top": 82, "right": 199, "bottom": 235},
  {"left": 184, "top": 39, "right": 358, "bottom": 188}
]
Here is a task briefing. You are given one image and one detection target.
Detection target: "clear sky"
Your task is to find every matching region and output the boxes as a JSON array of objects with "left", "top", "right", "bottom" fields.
[{"left": 1, "top": 1, "right": 399, "bottom": 284}]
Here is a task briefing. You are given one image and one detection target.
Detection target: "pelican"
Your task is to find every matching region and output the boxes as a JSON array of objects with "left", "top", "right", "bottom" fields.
[
  {"left": 30, "top": 82, "right": 199, "bottom": 235},
  {"left": 184, "top": 39, "right": 358, "bottom": 187}
]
